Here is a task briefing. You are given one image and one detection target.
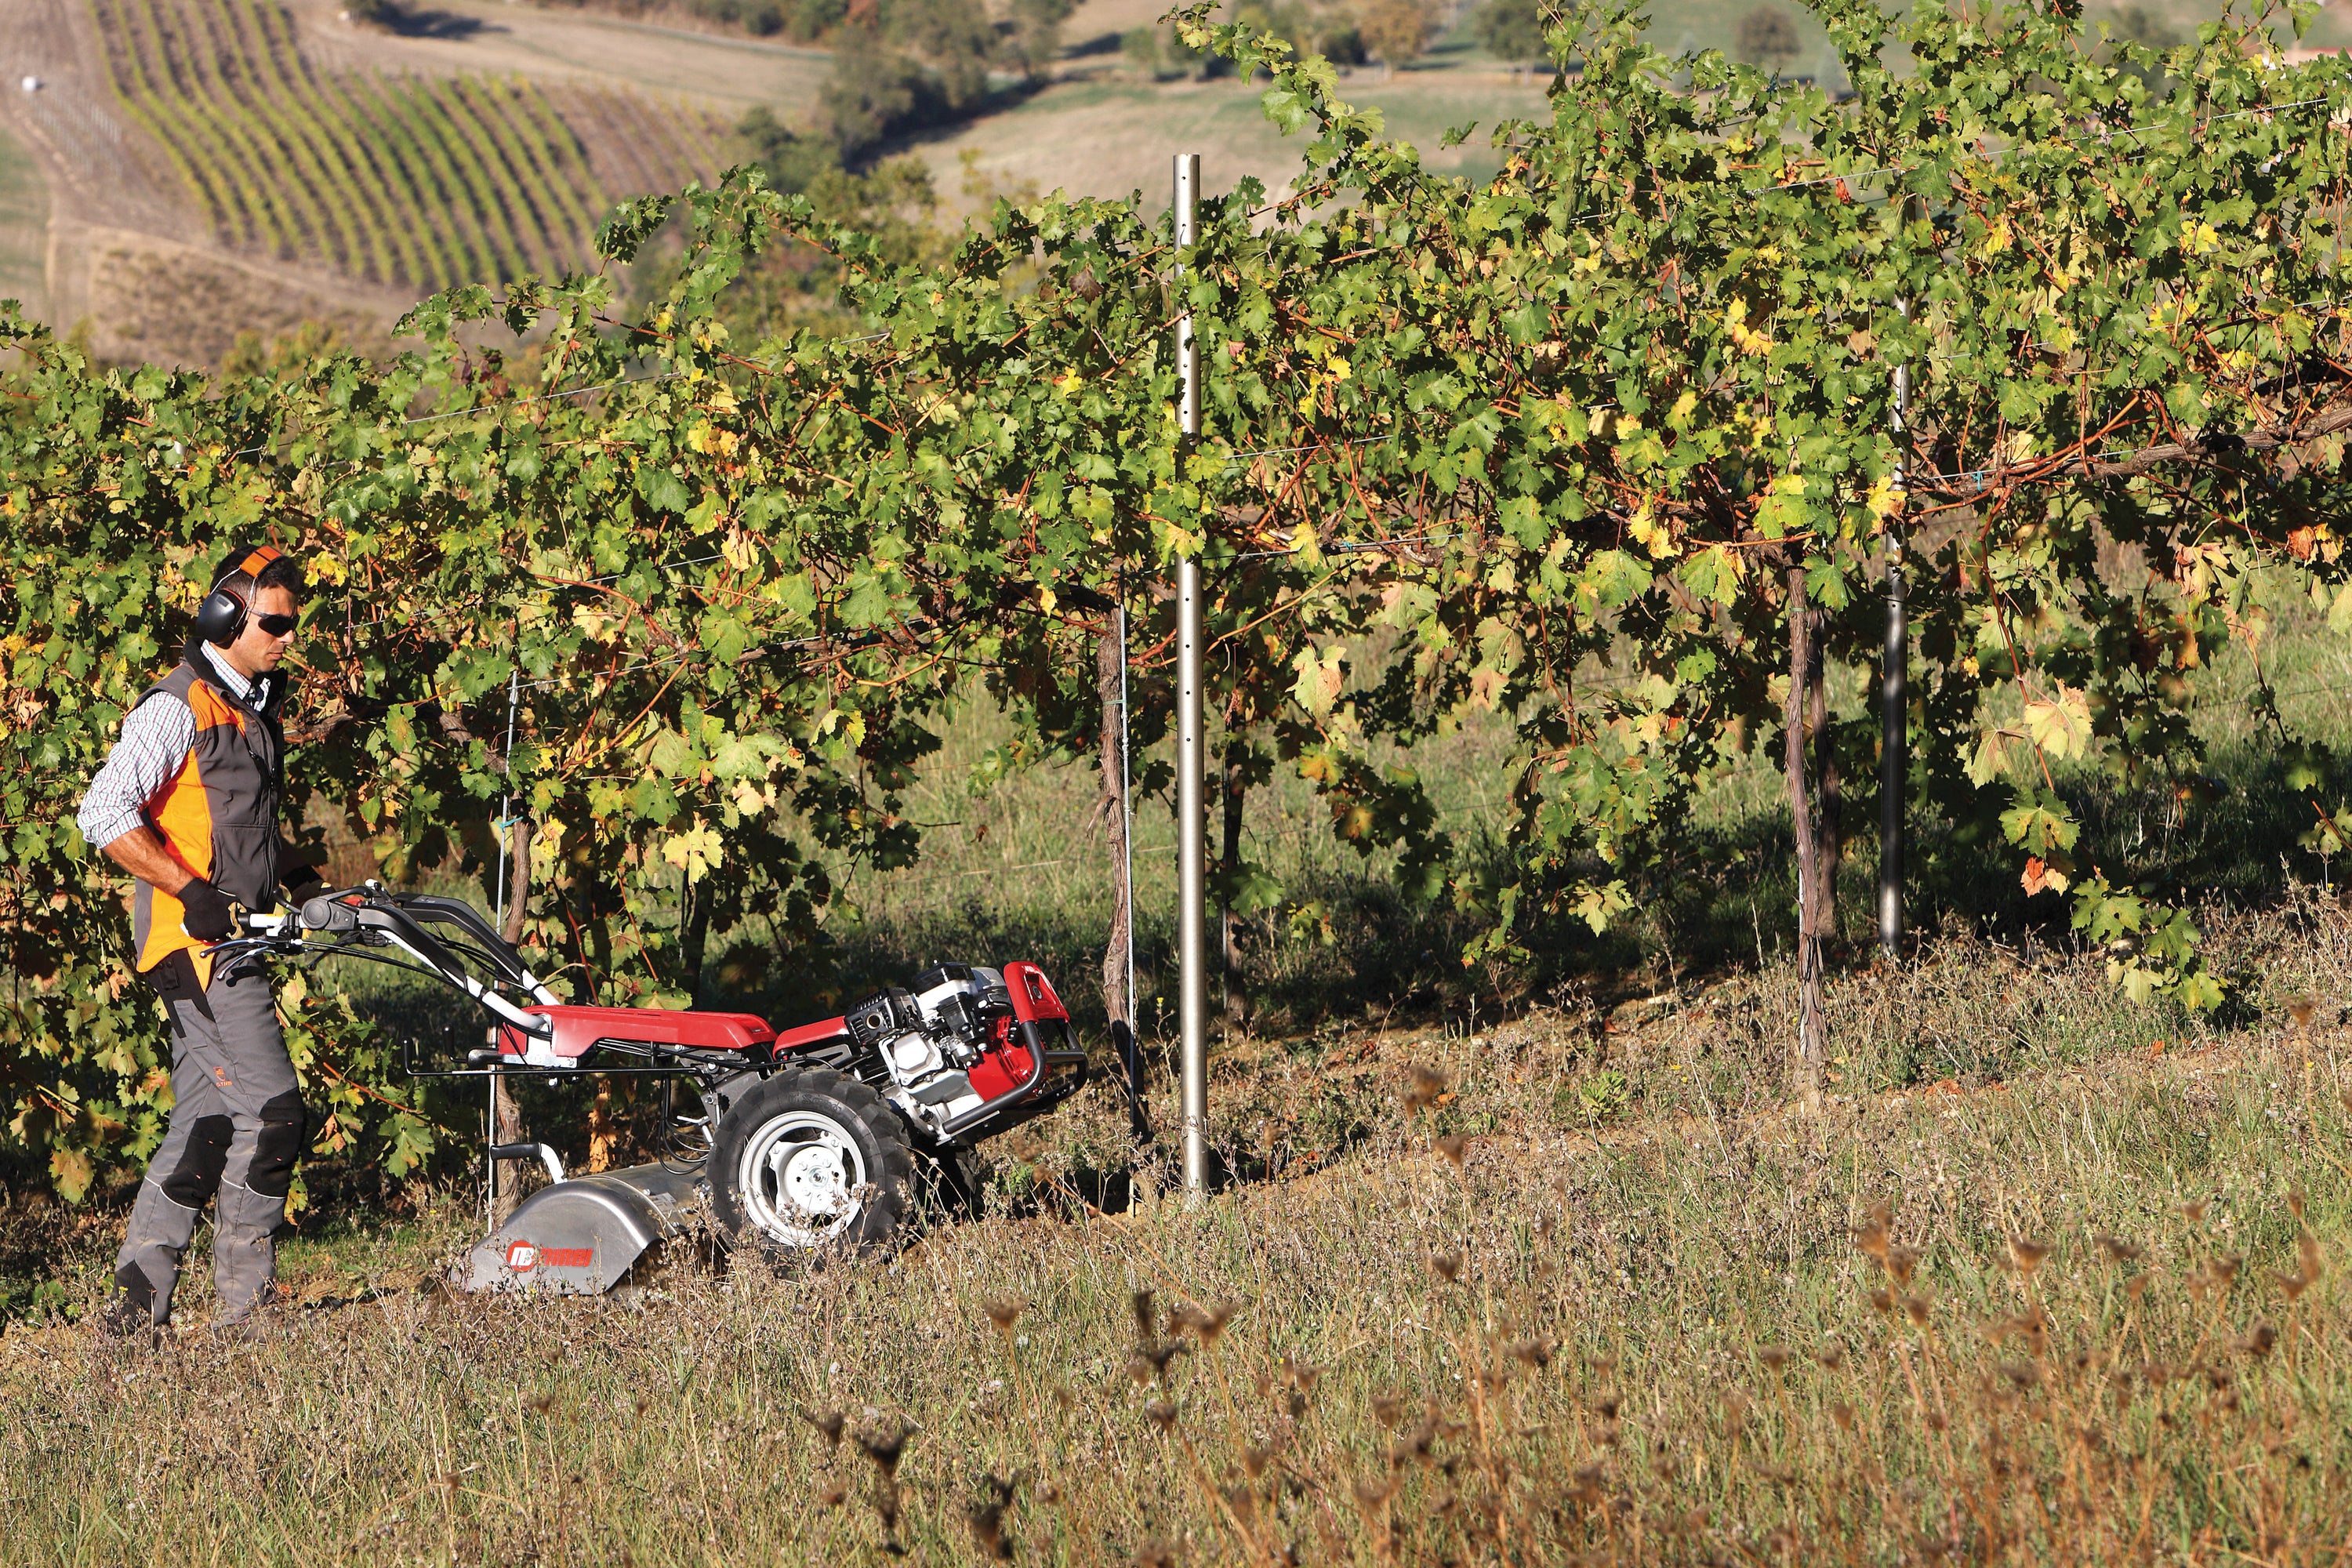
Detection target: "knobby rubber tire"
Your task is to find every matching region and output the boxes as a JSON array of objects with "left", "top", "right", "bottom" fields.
[{"left": 709, "top": 1067, "right": 915, "bottom": 1255}]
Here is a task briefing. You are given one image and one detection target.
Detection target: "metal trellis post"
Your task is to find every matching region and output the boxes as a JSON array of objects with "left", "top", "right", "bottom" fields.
[
  {"left": 1879, "top": 299, "right": 1911, "bottom": 960},
  {"left": 1174, "top": 152, "right": 1208, "bottom": 1200},
  {"left": 489, "top": 664, "right": 520, "bottom": 1221}
]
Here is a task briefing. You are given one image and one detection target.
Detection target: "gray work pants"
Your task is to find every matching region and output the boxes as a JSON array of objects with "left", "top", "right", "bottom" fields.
[{"left": 114, "top": 960, "right": 305, "bottom": 1327}]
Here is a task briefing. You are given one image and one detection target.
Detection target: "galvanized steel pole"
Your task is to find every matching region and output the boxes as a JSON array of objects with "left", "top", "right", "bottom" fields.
[
  {"left": 1174, "top": 153, "right": 1208, "bottom": 1198},
  {"left": 1878, "top": 299, "right": 1911, "bottom": 960}
]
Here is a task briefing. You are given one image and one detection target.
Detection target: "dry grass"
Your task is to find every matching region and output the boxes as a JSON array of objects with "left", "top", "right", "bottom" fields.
[{"left": 6, "top": 910, "right": 2352, "bottom": 1564}]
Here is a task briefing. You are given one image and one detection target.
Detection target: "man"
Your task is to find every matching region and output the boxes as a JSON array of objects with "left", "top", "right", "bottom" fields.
[{"left": 75, "top": 543, "right": 324, "bottom": 1335}]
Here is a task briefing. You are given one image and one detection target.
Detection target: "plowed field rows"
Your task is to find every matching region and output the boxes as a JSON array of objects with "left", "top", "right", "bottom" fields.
[{"left": 86, "top": 0, "right": 722, "bottom": 288}]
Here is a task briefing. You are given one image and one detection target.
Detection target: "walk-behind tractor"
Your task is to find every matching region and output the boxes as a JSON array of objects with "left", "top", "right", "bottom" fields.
[{"left": 208, "top": 884, "right": 1092, "bottom": 1293}]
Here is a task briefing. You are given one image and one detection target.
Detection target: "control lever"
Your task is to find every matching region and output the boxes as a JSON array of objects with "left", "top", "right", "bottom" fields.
[{"left": 301, "top": 892, "right": 361, "bottom": 932}]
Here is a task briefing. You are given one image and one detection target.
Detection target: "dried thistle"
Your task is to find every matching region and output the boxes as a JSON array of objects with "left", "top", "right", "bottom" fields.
[
  {"left": 967, "top": 1473, "right": 1016, "bottom": 1561},
  {"left": 2009, "top": 1237, "right": 2052, "bottom": 1277},
  {"left": 1243, "top": 1444, "right": 1276, "bottom": 1479},
  {"left": 1128, "top": 1341, "right": 1189, "bottom": 1385},
  {"left": 983, "top": 1298, "right": 1025, "bottom": 1335},
  {"left": 1131, "top": 1290, "right": 1156, "bottom": 1345},
  {"left": 2182, "top": 1199, "right": 2209, "bottom": 1225},
  {"left": 1853, "top": 1197, "right": 1896, "bottom": 1261},
  {"left": 818, "top": 1479, "right": 848, "bottom": 1508},
  {"left": 2095, "top": 1233, "right": 2141, "bottom": 1265},
  {"left": 2300, "top": 1228, "right": 2324, "bottom": 1283},
  {"left": 2274, "top": 1265, "right": 2313, "bottom": 1302},
  {"left": 1757, "top": 1345, "right": 1791, "bottom": 1375},
  {"left": 2287, "top": 997, "right": 2318, "bottom": 1032},
  {"left": 1198, "top": 1301, "right": 1237, "bottom": 1345},
  {"left": 1435, "top": 1134, "right": 1468, "bottom": 1170},
  {"left": 1390, "top": 1411, "right": 1442, "bottom": 1467},
  {"left": 2238, "top": 1319, "right": 2279, "bottom": 1359},
  {"left": 1430, "top": 1249, "right": 1464, "bottom": 1283},
  {"left": 524, "top": 1392, "right": 554, "bottom": 1415},
  {"left": 1352, "top": 1476, "right": 1398, "bottom": 1512},
  {"left": 855, "top": 1414, "right": 912, "bottom": 1476},
  {"left": 1828, "top": 1401, "right": 1855, "bottom": 1433},
  {"left": 1134, "top": 1539, "right": 1178, "bottom": 1568},
  {"left": 801, "top": 1407, "right": 847, "bottom": 1452},
  {"left": 1506, "top": 1336, "right": 1554, "bottom": 1370},
  {"left": 2289, "top": 1189, "right": 2309, "bottom": 1221},
  {"left": 1372, "top": 1392, "right": 1407, "bottom": 1429},
  {"left": 1143, "top": 1398, "right": 1179, "bottom": 1432},
  {"left": 1402, "top": 1063, "right": 1449, "bottom": 1115},
  {"left": 1815, "top": 1341, "right": 1846, "bottom": 1370},
  {"left": 1903, "top": 1293, "right": 1935, "bottom": 1327},
  {"left": 1998, "top": 1361, "right": 2040, "bottom": 1389},
  {"left": 1886, "top": 1245, "right": 1922, "bottom": 1287}
]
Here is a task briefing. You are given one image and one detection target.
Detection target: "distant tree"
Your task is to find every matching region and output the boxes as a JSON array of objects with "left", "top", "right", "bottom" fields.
[
  {"left": 736, "top": 106, "right": 841, "bottom": 194},
  {"left": 782, "top": 0, "right": 846, "bottom": 39},
  {"left": 822, "top": 34, "right": 924, "bottom": 158},
  {"left": 886, "top": 0, "right": 993, "bottom": 112},
  {"left": 2104, "top": 2, "right": 2180, "bottom": 49},
  {"left": 1359, "top": 0, "right": 1433, "bottom": 74},
  {"left": 1011, "top": 0, "right": 1075, "bottom": 74},
  {"left": 1316, "top": 19, "right": 1366, "bottom": 64},
  {"left": 1733, "top": 4, "right": 1800, "bottom": 71},
  {"left": 1474, "top": 0, "right": 1545, "bottom": 63}
]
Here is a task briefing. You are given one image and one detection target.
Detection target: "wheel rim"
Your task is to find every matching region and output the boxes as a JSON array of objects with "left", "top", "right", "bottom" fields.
[{"left": 737, "top": 1109, "right": 869, "bottom": 1247}]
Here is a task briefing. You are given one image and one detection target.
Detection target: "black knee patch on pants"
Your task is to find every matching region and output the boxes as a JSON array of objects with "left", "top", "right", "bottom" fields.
[
  {"left": 248, "top": 1091, "right": 308, "bottom": 1200},
  {"left": 114, "top": 1261, "right": 156, "bottom": 1313},
  {"left": 159, "top": 1115, "right": 234, "bottom": 1209}
]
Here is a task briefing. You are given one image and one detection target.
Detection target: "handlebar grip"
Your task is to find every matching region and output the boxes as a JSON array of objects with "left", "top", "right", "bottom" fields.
[{"left": 301, "top": 894, "right": 360, "bottom": 932}]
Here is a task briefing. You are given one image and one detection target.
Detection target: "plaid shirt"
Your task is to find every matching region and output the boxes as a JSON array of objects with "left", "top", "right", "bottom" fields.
[{"left": 75, "top": 645, "right": 273, "bottom": 850}]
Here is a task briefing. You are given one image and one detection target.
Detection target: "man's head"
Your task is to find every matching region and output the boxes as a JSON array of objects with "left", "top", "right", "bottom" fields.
[{"left": 198, "top": 545, "right": 304, "bottom": 681}]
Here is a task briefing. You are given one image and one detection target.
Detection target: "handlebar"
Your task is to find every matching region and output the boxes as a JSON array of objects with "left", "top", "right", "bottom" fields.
[{"left": 214, "top": 883, "right": 561, "bottom": 1029}]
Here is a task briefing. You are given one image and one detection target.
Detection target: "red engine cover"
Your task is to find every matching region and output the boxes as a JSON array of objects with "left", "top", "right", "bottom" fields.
[
  {"left": 499, "top": 1005, "right": 777, "bottom": 1063},
  {"left": 967, "top": 961, "right": 1069, "bottom": 1100}
]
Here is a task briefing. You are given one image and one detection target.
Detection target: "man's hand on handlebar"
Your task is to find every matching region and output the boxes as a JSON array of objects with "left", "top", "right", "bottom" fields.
[{"left": 177, "top": 877, "right": 238, "bottom": 942}]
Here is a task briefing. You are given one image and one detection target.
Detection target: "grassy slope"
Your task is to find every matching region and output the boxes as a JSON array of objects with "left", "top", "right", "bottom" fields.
[{"left": 3, "top": 960, "right": 2349, "bottom": 1562}]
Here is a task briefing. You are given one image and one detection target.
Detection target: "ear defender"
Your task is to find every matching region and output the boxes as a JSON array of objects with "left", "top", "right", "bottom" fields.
[{"left": 191, "top": 544, "right": 284, "bottom": 648}]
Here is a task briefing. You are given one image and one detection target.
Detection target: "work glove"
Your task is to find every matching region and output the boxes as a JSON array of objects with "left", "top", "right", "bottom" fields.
[
  {"left": 281, "top": 859, "right": 325, "bottom": 896},
  {"left": 177, "top": 877, "right": 237, "bottom": 942}
]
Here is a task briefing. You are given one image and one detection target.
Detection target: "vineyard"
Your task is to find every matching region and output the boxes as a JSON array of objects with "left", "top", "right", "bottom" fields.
[{"left": 85, "top": 0, "right": 728, "bottom": 288}]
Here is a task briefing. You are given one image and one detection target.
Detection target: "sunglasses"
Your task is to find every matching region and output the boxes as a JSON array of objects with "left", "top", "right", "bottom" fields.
[{"left": 252, "top": 612, "right": 299, "bottom": 637}]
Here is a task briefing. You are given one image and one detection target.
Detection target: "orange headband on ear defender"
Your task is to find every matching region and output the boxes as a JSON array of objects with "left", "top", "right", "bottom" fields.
[{"left": 191, "top": 545, "right": 289, "bottom": 648}]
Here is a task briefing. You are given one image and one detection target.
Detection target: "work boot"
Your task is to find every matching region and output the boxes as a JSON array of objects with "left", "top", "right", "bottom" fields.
[
  {"left": 91, "top": 1293, "right": 163, "bottom": 1348},
  {"left": 208, "top": 1316, "right": 268, "bottom": 1345}
]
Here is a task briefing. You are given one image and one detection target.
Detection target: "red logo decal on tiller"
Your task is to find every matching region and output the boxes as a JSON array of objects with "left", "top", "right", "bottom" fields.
[{"left": 506, "top": 1241, "right": 590, "bottom": 1271}]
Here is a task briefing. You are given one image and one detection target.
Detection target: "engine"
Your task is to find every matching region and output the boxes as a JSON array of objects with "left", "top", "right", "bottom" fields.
[{"left": 842, "top": 964, "right": 1019, "bottom": 1135}]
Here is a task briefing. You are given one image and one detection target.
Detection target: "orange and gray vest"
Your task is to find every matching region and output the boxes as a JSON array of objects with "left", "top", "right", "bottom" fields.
[{"left": 129, "top": 659, "right": 285, "bottom": 987}]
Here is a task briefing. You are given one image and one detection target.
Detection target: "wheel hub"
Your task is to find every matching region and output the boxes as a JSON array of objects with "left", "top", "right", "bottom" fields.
[{"left": 738, "top": 1111, "right": 868, "bottom": 1247}]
